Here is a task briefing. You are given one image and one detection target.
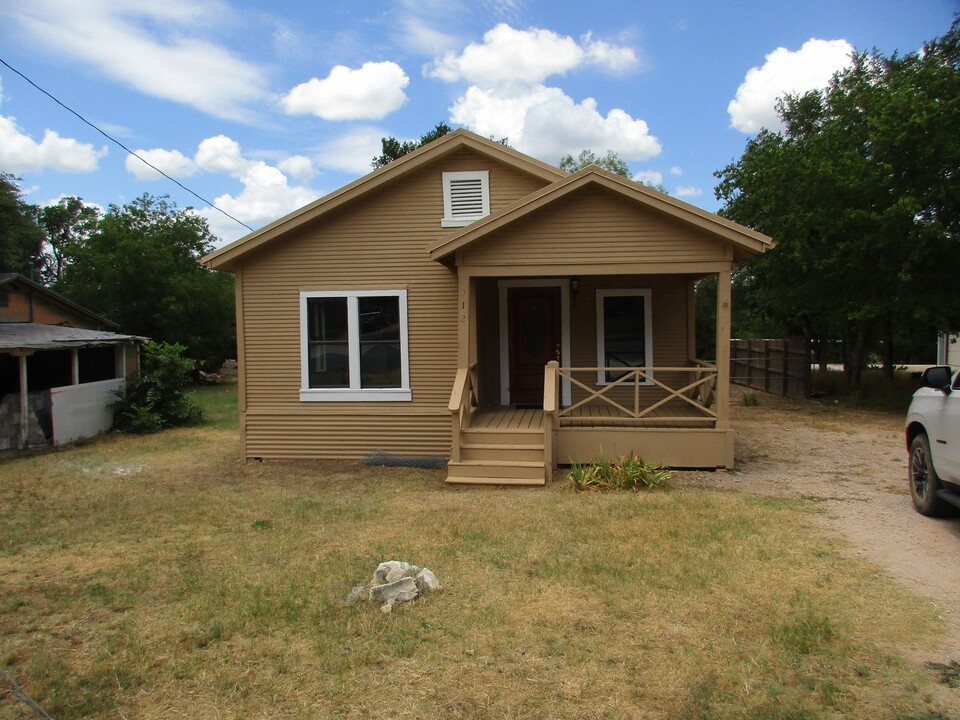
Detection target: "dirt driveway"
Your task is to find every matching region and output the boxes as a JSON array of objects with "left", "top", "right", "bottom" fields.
[{"left": 677, "top": 391, "right": 960, "bottom": 661}]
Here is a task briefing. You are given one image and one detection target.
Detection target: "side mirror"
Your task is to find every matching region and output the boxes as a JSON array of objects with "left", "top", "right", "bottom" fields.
[{"left": 921, "top": 366, "right": 953, "bottom": 393}]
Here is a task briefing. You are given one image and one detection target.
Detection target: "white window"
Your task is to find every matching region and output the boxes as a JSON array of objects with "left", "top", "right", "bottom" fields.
[
  {"left": 300, "top": 290, "right": 411, "bottom": 402},
  {"left": 442, "top": 171, "right": 490, "bottom": 227},
  {"left": 596, "top": 289, "right": 653, "bottom": 385}
]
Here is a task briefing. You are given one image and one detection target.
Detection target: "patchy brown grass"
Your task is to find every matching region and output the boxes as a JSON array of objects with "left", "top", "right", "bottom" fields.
[{"left": 0, "top": 386, "right": 953, "bottom": 719}]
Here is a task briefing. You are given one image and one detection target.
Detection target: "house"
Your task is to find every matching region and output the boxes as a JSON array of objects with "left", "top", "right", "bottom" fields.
[
  {"left": 0, "top": 274, "right": 144, "bottom": 450},
  {"left": 203, "top": 129, "right": 772, "bottom": 484}
]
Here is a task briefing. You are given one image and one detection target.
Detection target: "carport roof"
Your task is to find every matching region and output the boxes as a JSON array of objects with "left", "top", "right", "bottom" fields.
[{"left": 0, "top": 323, "right": 147, "bottom": 353}]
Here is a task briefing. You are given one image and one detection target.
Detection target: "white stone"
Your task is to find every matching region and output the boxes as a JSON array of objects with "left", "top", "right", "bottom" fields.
[
  {"left": 368, "top": 576, "right": 419, "bottom": 604},
  {"left": 415, "top": 568, "right": 441, "bottom": 593}
]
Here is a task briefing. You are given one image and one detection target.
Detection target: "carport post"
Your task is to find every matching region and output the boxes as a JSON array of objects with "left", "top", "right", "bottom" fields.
[{"left": 15, "top": 352, "right": 29, "bottom": 450}]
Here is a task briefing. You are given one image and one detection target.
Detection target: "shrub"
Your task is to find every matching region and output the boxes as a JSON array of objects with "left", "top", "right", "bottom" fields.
[
  {"left": 568, "top": 452, "right": 672, "bottom": 492},
  {"left": 113, "top": 341, "right": 203, "bottom": 433}
]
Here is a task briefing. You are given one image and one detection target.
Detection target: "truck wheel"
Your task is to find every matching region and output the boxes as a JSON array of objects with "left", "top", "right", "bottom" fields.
[{"left": 909, "top": 433, "right": 946, "bottom": 517}]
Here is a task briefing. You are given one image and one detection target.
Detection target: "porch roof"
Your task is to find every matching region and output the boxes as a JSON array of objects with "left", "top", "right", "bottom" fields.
[
  {"left": 0, "top": 323, "right": 147, "bottom": 353},
  {"left": 428, "top": 166, "right": 774, "bottom": 263}
]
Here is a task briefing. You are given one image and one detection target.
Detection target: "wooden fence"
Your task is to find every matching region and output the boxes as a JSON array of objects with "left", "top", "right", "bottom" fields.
[{"left": 730, "top": 338, "right": 809, "bottom": 397}]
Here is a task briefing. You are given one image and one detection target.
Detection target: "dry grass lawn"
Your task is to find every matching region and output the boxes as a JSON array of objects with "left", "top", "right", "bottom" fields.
[{"left": 0, "top": 385, "right": 954, "bottom": 719}]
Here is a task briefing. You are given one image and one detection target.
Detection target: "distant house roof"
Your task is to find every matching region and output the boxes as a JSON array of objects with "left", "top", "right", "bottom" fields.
[
  {"left": 0, "top": 274, "right": 120, "bottom": 330},
  {"left": 0, "top": 323, "right": 146, "bottom": 353}
]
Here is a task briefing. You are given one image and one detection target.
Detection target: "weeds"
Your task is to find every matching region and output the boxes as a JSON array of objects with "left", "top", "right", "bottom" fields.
[{"left": 568, "top": 452, "right": 672, "bottom": 491}]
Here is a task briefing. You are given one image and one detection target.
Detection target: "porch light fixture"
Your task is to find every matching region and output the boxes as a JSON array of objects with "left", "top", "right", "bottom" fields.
[{"left": 570, "top": 277, "right": 580, "bottom": 295}]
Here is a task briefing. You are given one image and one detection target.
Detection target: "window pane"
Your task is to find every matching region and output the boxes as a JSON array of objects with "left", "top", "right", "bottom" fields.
[
  {"left": 359, "top": 296, "right": 401, "bottom": 388},
  {"left": 307, "top": 298, "right": 349, "bottom": 388},
  {"left": 604, "top": 295, "right": 645, "bottom": 382},
  {"left": 308, "top": 297, "right": 348, "bottom": 342}
]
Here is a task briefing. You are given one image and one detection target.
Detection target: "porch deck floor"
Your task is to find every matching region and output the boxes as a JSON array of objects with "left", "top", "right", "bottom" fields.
[{"left": 472, "top": 403, "right": 715, "bottom": 431}]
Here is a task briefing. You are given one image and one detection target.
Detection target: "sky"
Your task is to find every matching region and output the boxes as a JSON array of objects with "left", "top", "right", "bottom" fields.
[{"left": 0, "top": 0, "right": 955, "bottom": 245}]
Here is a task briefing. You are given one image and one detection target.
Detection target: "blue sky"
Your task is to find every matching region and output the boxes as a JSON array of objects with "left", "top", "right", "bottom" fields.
[{"left": 0, "top": 0, "right": 954, "bottom": 245}]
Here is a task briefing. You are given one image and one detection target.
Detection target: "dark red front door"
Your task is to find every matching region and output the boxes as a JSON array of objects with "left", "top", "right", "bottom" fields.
[{"left": 508, "top": 286, "right": 561, "bottom": 405}]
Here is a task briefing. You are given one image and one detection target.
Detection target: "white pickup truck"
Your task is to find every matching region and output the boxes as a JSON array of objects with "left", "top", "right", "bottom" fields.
[{"left": 905, "top": 366, "right": 960, "bottom": 515}]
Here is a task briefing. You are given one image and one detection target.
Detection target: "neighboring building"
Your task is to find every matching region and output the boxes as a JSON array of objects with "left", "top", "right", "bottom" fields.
[
  {"left": 203, "top": 129, "right": 773, "bottom": 484},
  {"left": 937, "top": 332, "right": 959, "bottom": 368},
  {"left": 0, "top": 274, "right": 144, "bottom": 450}
]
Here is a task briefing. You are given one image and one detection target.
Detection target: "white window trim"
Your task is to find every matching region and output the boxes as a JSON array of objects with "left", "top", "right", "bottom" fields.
[
  {"left": 497, "top": 279, "right": 572, "bottom": 407},
  {"left": 596, "top": 289, "right": 654, "bottom": 386},
  {"left": 441, "top": 171, "right": 490, "bottom": 227},
  {"left": 300, "top": 290, "right": 411, "bottom": 402}
]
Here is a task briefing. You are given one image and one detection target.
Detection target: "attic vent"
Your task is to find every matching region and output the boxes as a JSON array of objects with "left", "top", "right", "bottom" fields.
[{"left": 442, "top": 171, "right": 490, "bottom": 227}]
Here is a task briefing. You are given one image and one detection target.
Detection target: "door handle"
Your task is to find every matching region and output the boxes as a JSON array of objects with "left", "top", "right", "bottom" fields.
[{"left": 555, "top": 344, "right": 561, "bottom": 361}]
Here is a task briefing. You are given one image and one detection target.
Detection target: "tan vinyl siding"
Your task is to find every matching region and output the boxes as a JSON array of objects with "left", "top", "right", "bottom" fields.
[
  {"left": 461, "top": 185, "right": 727, "bottom": 268},
  {"left": 237, "top": 149, "right": 550, "bottom": 459}
]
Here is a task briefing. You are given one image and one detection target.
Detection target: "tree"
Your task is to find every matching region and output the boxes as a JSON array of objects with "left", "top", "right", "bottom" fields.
[
  {"left": 559, "top": 149, "right": 631, "bottom": 177},
  {"left": 371, "top": 122, "right": 453, "bottom": 168},
  {"left": 37, "top": 196, "right": 101, "bottom": 285},
  {"left": 714, "top": 18, "right": 960, "bottom": 388},
  {"left": 0, "top": 174, "right": 44, "bottom": 278},
  {"left": 56, "top": 194, "right": 235, "bottom": 369}
]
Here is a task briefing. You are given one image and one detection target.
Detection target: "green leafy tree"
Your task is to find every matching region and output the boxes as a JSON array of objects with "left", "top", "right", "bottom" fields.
[
  {"left": 715, "top": 18, "right": 960, "bottom": 388},
  {"left": 37, "top": 196, "right": 101, "bottom": 284},
  {"left": 113, "top": 341, "right": 202, "bottom": 433},
  {"left": 559, "top": 149, "right": 631, "bottom": 177},
  {"left": 371, "top": 122, "right": 453, "bottom": 168},
  {"left": 56, "top": 194, "right": 235, "bottom": 369},
  {"left": 0, "top": 174, "right": 44, "bottom": 278}
]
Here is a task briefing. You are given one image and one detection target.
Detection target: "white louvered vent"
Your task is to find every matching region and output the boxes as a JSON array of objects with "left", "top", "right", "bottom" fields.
[{"left": 442, "top": 171, "right": 490, "bottom": 227}]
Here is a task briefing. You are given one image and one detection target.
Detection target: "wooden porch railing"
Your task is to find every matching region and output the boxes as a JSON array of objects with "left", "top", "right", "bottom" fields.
[
  {"left": 553, "top": 363, "right": 719, "bottom": 427},
  {"left": 448, "top": 363, "right": 479, "bottom": 462}
]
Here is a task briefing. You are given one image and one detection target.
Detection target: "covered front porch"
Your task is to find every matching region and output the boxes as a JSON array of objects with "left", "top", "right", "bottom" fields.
[
  {"left": 428, "top": 167, "right": 770, "bottom": 485},
  {"left": 444, "top": 270, "right": 733, "bottom": 485}
]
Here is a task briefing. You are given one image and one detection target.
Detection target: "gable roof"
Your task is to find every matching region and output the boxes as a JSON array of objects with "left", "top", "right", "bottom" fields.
[
  {"left": 202, "top": 128, "right": 566, "bottom": 270},
  {"left": 0, "top": 273, "right": 120, "bottom": 330},
  {"left": 428, "top": 165, "right": 774, "bottom": 262}
]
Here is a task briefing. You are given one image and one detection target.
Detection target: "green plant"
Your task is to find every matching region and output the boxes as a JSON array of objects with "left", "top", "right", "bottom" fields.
[
  {"left": 113, "top": 341, "right": 203, "bottom": 433},
  {"left": 742, "top": 392, "right": 760, "bottom": 406},
  {"left": 568, "top": 452, "right": 672, "bottom": 491}
]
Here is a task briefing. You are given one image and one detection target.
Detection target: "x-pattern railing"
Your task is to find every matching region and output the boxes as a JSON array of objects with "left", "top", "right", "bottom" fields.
[{"left": 556, "top": 364, "right": 718, "bottom": 423}]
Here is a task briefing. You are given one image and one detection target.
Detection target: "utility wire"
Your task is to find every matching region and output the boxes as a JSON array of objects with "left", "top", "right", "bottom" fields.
[
  {"left": 0, "top": 668, "right": 56, "bottom": 720},
  {"left": 0, "top": 56, "right": 254, "bottom": 232}
]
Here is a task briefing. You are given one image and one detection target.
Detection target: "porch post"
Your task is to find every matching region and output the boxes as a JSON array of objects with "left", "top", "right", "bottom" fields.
[
  {"left": 457, "top": 271, "right": 472, "bottom": 367},
  {"left": 687, "top": 279, "right": 697, "bottom": 362},
  {"left": 715, "top": 269, "right": 732, "bottom": 431},
  {"left": 70, "top": 348, "right": 79, "bottom": 385}
]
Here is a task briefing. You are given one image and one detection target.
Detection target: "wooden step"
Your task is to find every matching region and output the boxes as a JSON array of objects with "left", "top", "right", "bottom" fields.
[
  {"left": 446, "top": 460, "right": 546, "bottom": 482},
  {"left": 461, "top": 428, "right": 544, "bottom": 445},
  {"left": 446, "top": 474, "right": 546, "bottom": 486},
  {"left": 460, "top": 442, "right": 544, "bottom": 463}
]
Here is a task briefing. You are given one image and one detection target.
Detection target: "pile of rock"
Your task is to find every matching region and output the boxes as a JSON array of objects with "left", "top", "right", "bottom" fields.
[{"left": 346, "top": 560, "right": 440, "bottom": 612}]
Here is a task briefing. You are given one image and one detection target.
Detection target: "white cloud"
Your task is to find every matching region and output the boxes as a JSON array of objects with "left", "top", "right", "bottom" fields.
[
  {"left": 0, "top": 115, "right": 106, "bottom": 173},
  {"left": 426, "top": 24, "right": 636, "bottom": 89},
  {"left": 280, "top": 62, "right": 409, "bottom": 121},
  {"left": 670, "top": 166, "right": 683, "bottom": 176},
  {"left": 125, "top": 148, "right": 197, "bottom": 180},
  {"left": 277, "top": 155, "right": 315, "bottom": 182},
  {"left": 314, "top": 127, "right": 386, "bottom": 174},
  {"left": 195, "top": 135, "right": 250, "bottom": 175},
  {"left": 1, "top": 0, "right": 269, "bottom": 121},
  {"left": 728, "top": 38, "right": 854, "bottom": 133},
  {"left": 675, "top": 185, "right": 703, "bottom": 197},
  {"left": 633, "top": 170, "right": 663, "bottom": 186},
  {"left": 400, "top": 16, "right": 460, "bottom": 55},
  {"left": 451, "top": 85, "right": 660, "bottom": 162}
]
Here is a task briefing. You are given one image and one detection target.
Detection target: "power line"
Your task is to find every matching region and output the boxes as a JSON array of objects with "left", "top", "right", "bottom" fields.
[{"left": 0, "top": 56, "right": 254, "bottom": 233}]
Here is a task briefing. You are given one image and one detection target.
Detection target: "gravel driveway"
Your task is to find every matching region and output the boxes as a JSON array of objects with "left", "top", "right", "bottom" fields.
[{"left": 677, "top": 391, "right": 960, "bottom": 663}]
